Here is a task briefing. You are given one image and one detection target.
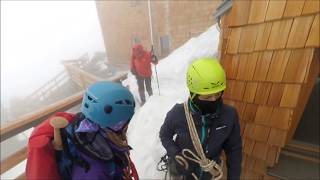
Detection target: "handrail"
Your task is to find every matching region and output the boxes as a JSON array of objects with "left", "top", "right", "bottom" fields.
[
  {"left": 23, "top": 54, "right": 90, "bottom": 103},
  {"left": 1, "top": 147, "right": 27, "bottom": 174},
  {"left": 23, "top": 70, "right": 69, "bottom": 101},
  {"left": 63, "top": 63, "right": 104, "bottom": 88},
  {"left": 0, "top": 91, "right": 84, "bottom": 142}
]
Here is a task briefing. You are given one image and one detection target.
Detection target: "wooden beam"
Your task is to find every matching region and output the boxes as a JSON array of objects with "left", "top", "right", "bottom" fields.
[
  {"left": 0, "top": 91, "right": 84, "bottom": 142},
  {"left": 1, "top": 147, "right": 27, "bottom": 174},
  {"left": 287, "top": 141, "right": 320, "bottom": 154},
  {"left": 281, "top": 150, "right": 320, "bottom": 164}
]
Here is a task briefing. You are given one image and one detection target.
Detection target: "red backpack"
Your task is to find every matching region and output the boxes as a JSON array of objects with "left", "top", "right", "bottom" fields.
[{"left": 26, "top": 112, "right": 75, "bottom": 180}]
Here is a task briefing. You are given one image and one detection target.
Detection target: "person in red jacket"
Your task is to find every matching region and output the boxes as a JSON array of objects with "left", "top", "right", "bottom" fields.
[{"left": 130, "top": 44, "right": 158, "bottom": 105}]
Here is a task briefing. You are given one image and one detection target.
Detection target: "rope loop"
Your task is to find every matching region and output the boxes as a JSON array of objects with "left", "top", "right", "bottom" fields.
[
  {"left": 200, "top": 160, "right": 214, "bottom": 172},
  {"left": 183, "top": 102, "right": 224, "bottom": 180},
  {"left": 175, "top": 154, "right": 189, "bottom": 170}
]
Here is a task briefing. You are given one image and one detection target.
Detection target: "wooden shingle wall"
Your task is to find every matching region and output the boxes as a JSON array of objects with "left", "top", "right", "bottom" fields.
[{"left": 218, "top": 0, "right": 319, "bottom": 179}]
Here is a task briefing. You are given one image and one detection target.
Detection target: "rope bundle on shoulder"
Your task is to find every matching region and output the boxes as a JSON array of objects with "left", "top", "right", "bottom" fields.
[{"left": 181, "top": 102, "right": 223, "bottom": 180}]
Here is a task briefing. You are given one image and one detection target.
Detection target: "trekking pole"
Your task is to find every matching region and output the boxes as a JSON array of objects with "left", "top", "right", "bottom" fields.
[
  {"left": 50, "top": 116, "right": 69, "bottom": 150},
  {"left": 151, "top": 46, "right": 161, "bottom": 95},
  {"left": 148, "top": 0, "right": 161, "bottom": 95},
  {"left": 154, "top": 65, "right": 161, "bottom": 95}
]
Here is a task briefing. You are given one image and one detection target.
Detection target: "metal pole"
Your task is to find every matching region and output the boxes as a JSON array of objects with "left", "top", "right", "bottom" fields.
[
  {"left": 148, "top": 0, "right": 161, "bottom": 95},
  {"left": 148, "top": 0, "right": 154, "bottom": 44}
]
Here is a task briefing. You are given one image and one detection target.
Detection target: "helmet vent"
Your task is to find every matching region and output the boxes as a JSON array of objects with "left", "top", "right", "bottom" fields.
[
  {"left": 84, "top": 103, "right": 89, "bottom": 108},
  {"left": 115, "top": 99, "right": 134, "bottom": 106},
  {"left": 87, "top": 95, "right": 97, "bottom": 103},
  {"left": 124, "top": 99, "right": 133, "bottom": 105},
  {"left": 104, "top": 105, "right": 113, "bottom": 114}
]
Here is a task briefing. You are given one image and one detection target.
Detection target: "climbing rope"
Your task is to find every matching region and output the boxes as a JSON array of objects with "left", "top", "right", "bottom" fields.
[{"left": 182, "top": 102, "right": 223, "bottom": 180}]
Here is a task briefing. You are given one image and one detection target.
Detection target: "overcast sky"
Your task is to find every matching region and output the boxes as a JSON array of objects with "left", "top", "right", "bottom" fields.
[{"left": 1, "top": 1, "right": 105, "bottom": 106}]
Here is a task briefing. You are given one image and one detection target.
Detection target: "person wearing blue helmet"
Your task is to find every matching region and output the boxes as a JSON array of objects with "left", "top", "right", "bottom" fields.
[{"left": 26, "top": 81, "right": 139, "bottom": 180}]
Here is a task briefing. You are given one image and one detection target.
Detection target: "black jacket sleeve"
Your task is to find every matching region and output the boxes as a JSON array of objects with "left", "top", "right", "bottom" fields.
[
  {"left": 159, "top": 106, "right": 180, "bottom": 157},
  {"left": 223, "top": 109, "right": 242, "bottom": 180}
]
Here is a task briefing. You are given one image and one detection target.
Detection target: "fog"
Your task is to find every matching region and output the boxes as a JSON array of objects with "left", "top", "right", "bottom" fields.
[{"left": 1, "top": 1, "right": 105, "bottom": 109}]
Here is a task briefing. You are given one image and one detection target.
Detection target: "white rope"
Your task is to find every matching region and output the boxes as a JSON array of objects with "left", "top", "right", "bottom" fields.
[
  {"left": 175, "top": 154, "right": 189, "bottom": 170},
  {"left": 175, "top": 154, "right": 198, "bottom": 180},
  {"left": 182, "top": 102, "right": 223, "bottom": 180}
]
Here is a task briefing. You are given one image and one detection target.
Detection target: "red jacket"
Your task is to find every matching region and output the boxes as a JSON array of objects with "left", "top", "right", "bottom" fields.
[
  {"left": 130, "top": 44, "right": 156, "bottom": 78},
  {"left": 26, "top": 112, "right": 75, "bottom": 180}
]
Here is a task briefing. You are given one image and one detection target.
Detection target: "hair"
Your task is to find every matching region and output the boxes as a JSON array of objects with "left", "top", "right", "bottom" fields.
[{"left": 105, "top": 125, "right": 129, "bottom": 148}]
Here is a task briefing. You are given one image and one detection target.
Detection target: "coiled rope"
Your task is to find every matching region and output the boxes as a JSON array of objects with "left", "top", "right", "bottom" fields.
[{"left": 178, "top": 102, "right": 223, "bottom": 180}]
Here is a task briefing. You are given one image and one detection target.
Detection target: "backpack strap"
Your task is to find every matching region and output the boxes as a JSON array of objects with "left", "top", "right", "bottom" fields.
[
  {"left": 57, "top": 113, "right": 91, "bottom": 176},
  {"left": 61, "top": 126, "right": 90, "bottom": 172}
]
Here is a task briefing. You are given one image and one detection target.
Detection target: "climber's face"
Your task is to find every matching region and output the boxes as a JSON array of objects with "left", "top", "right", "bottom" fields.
[{"left": 133, "top": 44, "right": 144, "bottom": 58}]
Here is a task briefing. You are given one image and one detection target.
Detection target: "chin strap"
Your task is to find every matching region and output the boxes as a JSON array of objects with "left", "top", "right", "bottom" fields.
[{"left": 182, "top": 102, "right": 223, "bottom": 180}]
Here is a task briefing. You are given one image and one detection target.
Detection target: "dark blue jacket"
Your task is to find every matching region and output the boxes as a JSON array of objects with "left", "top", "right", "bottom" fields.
[{"left": 159, "top": 102, "right": 242, "bottom": 180}]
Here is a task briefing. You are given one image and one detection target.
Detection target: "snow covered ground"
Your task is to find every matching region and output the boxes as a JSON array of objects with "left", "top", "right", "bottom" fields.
[{"left": 124, "top": 24, "right": 220, "bottom": 179}]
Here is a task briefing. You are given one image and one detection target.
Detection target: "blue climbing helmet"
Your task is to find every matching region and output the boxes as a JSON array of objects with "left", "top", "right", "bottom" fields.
[{"left": 81, "top": 81, "right": 135, "bottom": 131}]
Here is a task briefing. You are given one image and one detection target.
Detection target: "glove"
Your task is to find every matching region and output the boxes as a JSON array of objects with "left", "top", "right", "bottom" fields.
[{"left": 151, "top": 54, "right": 158, "bottom": 64}]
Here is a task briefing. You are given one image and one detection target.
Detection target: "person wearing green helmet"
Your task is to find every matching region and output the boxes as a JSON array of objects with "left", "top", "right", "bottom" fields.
[{"left": 160, "top": 58, "right": 242, "bottom": 180}]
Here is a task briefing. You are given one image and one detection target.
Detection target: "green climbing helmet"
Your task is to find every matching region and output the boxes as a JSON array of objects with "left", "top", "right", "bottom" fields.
[{"left": 186, "top": 57, "right": 226, "bottom": 95}]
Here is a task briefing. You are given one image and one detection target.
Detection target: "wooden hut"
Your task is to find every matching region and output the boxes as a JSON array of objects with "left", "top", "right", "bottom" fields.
[{"left": 218, "top": 0, "right": 319, "bottom": 179}]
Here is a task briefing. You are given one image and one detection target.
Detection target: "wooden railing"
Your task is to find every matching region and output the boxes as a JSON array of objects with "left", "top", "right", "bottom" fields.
[
  {"left": 0, "top": 71, "right": 127, "bottom": 179},
  {"left": 63, "top": 63, "right": 103, "bottom": 89},
  {"left": 61, "top": 54, "right": 90, "bottom": 70},
  {"left": 23, "top": 54, "right": 93, "bottom": 104},
  {"left": 5, "top": 58, "right": 117, "bottom": 124},
  {"left": 23, "top": 70, "right": 69, "bottom": 103}
]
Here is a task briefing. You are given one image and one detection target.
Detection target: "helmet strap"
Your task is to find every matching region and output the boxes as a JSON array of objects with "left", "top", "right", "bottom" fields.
[
  {"left": 189, "top": 92, "right": 202, "bottom": 113},
  {"left": 189, "top": 93, "right": 197, "bottom": 101}
]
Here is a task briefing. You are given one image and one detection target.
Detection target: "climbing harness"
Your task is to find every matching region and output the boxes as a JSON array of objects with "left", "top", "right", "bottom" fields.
[{"left": 180, "top": 102, "right": 223, "bottom": 180}]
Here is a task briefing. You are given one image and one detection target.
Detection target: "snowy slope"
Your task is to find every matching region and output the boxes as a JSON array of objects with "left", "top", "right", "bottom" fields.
[{"left": 124, "top": 24, "right": 220, "bottom": 179}]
